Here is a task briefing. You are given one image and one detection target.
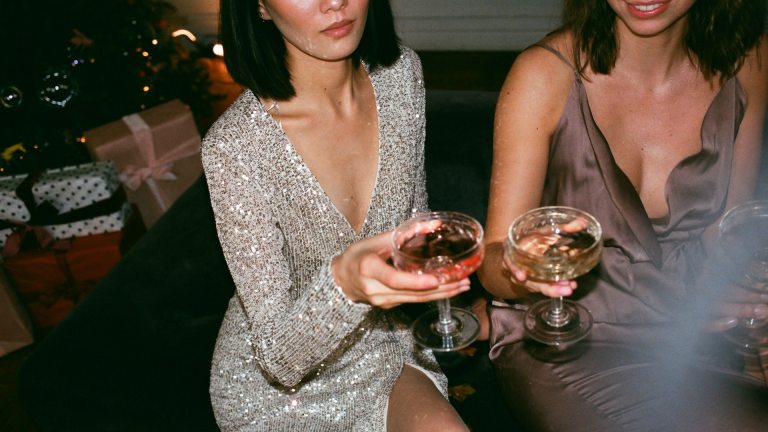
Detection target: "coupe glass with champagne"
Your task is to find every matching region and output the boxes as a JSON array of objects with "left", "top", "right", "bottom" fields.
[
  {"left": 505, "top": 206, "right": 602, "bottom": 346},
  {"left": 716, "top": 200, "right": 768, "bottom": 351},
  {"left": 391, "top": 211, "right": 484, "bottom": 352}
]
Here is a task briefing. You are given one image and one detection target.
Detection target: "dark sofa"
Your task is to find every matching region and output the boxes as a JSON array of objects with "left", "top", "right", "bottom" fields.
[
  {"left": 15, "top": 81, "right": 768, "bottom": 431},
  {"left": 17, "top": 90, "right": 514, "bottom": 431}
]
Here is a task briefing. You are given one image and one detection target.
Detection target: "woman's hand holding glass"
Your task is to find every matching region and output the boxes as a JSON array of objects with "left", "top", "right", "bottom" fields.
[
  {"left": 502, "top": 258, "right": 577, "bottom": 298},
  {"left": 390, "top": 211, "right": 485, "bottom": 351},
  {"left": 706, "top": 284, "right": 768, "bottom": 333},
  {"left": 331, "top": 231, "right": 471, "bottom": 310},
  {"left": 713, "top": 200, "right": 768, "bottom": 351},
  {"left": 504, "top": 207, "right": 602, "bottom": 346}
]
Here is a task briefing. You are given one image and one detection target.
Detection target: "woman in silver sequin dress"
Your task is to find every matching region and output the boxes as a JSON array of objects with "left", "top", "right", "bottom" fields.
[{"left": 202, "top": 1, "right": 469, "bottom": 430}]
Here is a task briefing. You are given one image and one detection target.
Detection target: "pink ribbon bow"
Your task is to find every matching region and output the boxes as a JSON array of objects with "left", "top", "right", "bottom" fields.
[{"left": 119, "top": 163, "right": 178, "bottom": 191}]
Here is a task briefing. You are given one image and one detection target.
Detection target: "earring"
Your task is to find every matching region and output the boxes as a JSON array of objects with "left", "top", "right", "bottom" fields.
[{"left": 258, "top": 9, "right": 266, "bottom": 22}]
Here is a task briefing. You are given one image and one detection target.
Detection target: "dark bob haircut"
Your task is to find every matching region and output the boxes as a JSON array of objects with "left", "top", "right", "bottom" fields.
[
  {"left": 220, "top": 0, "right": 401, "bottom": 100},
  {"left": 561, "top": 0, "right": 766, "bottom": 81}
]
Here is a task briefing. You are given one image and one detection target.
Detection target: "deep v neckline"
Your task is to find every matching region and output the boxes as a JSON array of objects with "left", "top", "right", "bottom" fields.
[
  {"left": 579, "top": 78, "right": 733, "bottom": 224},
  {"left": 575, "top": 77, "right": 740, "bottom": 266},
  {"left": 260, "top": 71, "right": 382, "bottom": 238},
  {"left": 578, "top": 76, "right": 737, "bottom": 223}
]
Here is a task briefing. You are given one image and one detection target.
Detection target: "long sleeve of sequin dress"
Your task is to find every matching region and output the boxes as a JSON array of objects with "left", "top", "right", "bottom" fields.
[{"left": 204, "top": 132, "right": 372, "bottom": 389}]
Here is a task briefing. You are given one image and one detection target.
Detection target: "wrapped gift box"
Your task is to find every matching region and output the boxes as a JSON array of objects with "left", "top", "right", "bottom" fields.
[
  {"left": 0, "top": 267, "right": 34, "bottom": 357},
  {"left": 0, "top": 174, "right": 32, "bottom": 224},
  {"left": 3, "top": 208, "right": 144, "bottom": 329},
  {"left": 84, "top": 99, "right": 203, "bottom": 228},
  {"left": 0, "top": 161, "right": 129, "bottom": 247},
  {"left": 0, "top": 204, "right": 132, "bottom": 248},
  {"left": 32, "top": 161, "right": 121, "bottom": 214}
]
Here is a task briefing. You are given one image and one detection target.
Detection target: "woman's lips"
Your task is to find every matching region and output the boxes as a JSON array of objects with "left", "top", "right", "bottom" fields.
[
  {"left": 322, "top": 20, "right": 354, "bottom": 38},
  {"left": 626, "top": 1, "right": 669, "bottom": 18}
]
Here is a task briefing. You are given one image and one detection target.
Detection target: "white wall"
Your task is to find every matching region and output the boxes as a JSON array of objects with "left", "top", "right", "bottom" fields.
[
  {"left": 168, "top": 0, "right": 562, "bottom": 51},
  {"left": 392, "top": 0, "right": 561, "bottom": 51}
]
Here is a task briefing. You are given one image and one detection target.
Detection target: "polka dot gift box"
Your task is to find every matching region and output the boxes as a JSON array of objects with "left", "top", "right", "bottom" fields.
[
  {"left": 0, "top": 174, "right": 33, "bottom": 225},
  {"left": 32, "top": 161, "right": 120, "bottom": 215},
  {"left": 0, "top": 161, "right": 132, "bottom": 247}
]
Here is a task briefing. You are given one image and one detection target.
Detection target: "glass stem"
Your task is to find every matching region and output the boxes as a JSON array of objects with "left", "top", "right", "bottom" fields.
[
  {"left": 546, "top": 296, "right": 569, "bottom": 328},
  {"left": 435, "top": 298, "right": 457, "bottom": 335}
]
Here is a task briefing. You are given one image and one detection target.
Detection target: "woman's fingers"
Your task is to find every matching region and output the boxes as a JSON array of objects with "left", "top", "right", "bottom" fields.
[
  {"left": 501, "top": 249, "right": 575, "bottom": 296},
  {"left": 723, "top": 285, "right": 768, "bottom": 303},
  {"left": 704, "top": 317, "right": 740, "bottom": 332},
  {"left": 711, "top": 301, "right": 768, "bottom": 320},
  {"left": 364, "top": 278, "right": 471, "bottom": 309},
  {"left": 561, "top": 216, "right": 589, "bottom": 233},
  {"left": 502, "top": 253, "right": 528, "bottom": 282},
  {"left": 363, "top": 252, "right": 440, "bottom": 289},
  {"left": 535, "top": 280, "right": 576, "bottom": 297},
  {"left": 399, "top": 219, "right": 443, "bottom": 240}
]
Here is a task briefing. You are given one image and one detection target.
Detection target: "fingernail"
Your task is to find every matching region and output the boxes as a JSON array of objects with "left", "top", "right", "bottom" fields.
[
  {"left": 720, "top": 317, "right": 739, "bottom": 330},
  {"left": 753, "top": 305, "right": 768, "bottom": 318}
]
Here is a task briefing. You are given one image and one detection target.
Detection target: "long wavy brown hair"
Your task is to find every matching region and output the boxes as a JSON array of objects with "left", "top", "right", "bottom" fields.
[{"left": 561, "top": 0, "right": 766, "bottom": 80}]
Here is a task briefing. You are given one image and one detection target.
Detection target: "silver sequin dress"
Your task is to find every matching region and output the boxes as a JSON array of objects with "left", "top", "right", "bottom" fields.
[{"left": 202, "top": 47, "right": 448, "bottom": 431}]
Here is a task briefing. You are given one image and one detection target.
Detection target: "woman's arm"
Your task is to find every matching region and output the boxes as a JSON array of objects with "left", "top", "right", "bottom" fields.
[
  {"left": 722, "top": 35, "right": 767, "bottom": 222},
  {"left": 477, "top": 41, "right": 579, "bottom": 300},
  {"left": 409, "top": 50, "right": 429, "bottom": 214},
  {"left": 704, "top": 35, "right": 768, "bottom": 326},
  {"left": 203, "top": 128, "right": 373, "bottom": 388},
  {"left": 701, "top": 36, "right": 768, "bottom": 252}
]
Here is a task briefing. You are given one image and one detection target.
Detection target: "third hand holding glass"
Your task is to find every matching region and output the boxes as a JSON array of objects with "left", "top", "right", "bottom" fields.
[{"left": 715, "top": 200, "right": 768, "bottom": 351}]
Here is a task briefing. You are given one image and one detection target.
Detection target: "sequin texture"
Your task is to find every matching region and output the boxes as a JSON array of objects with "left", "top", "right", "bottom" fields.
[{"left": 202, "top": 47, "right": 447, "bottom": 431}]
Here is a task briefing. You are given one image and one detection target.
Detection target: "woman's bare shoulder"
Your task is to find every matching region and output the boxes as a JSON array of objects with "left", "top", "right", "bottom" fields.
[
  {"left": 499, "top": 31, "right": 575, "bottom": 109},
  {"left": 508, "top": 32, "right": 574, "bottom": 85}
]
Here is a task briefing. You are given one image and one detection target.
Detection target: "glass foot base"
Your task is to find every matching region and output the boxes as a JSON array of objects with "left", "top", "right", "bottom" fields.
[
  {"left": 524, "top": 299, "right": 593, "bottom": 346},
  {"left": 523, "top": 339, "right": 590, "bottom": 363},
  {"left": 412, "top": 308, "right": 480, "bottom": 352}
]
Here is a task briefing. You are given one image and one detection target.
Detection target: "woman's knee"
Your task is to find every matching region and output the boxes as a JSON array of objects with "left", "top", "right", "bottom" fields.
[{"left": 387, "top": 365, "right": 468, "bottom": 432}]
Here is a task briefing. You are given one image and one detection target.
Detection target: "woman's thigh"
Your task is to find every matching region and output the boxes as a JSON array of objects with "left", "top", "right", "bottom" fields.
[
  {"left": 493, "top": 341, "right": 768, "bottom": 432},
  {"left": 387, "top": 364, "right": 468, "bottom": 432}
]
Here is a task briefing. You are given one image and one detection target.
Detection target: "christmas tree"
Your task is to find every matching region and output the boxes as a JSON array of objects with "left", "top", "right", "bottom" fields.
[{"left": 0, "top": 0, "right": 219, "bottom": 176}]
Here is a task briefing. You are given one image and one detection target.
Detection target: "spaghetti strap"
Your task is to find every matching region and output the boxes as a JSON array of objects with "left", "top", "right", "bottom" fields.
[{"left": 531, "top": 43, "right": 577, "bottom": 73}]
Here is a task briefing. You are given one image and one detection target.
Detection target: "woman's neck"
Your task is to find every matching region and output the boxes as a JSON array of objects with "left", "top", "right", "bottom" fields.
[
  {"left": 612, "top": 19, "right": 693, "bottom": 88},
  {"left": 287, "top": 55, "right": 365, "bottom": 116}
]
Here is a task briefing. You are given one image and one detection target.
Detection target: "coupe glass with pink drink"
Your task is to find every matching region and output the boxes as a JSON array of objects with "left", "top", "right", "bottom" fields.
[{"left": 391, "top": 211, "right": 484, "bottom": 352}]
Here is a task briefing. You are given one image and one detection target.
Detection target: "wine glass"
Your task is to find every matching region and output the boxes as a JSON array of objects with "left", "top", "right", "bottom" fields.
[
  {"left": 505, "top": 206, "right": 602, "bottom": 346},
  {"left": 391, "top": 211, "right": 484, "bottom": 352},
  {"left": 716, "top": 200, "right": 768, "bottom": 351}
]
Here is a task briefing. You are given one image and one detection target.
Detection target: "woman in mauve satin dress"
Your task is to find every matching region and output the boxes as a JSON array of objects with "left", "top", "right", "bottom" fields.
[{"left": 478, "top": 1, "right": 768, "bottom": 431}]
